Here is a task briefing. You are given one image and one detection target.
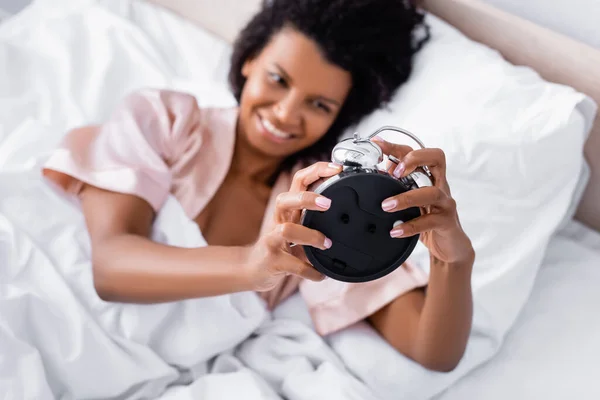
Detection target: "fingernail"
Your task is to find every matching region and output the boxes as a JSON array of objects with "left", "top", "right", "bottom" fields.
[
  {"left": 324, "top": 237, "right": 332, "bottom": 249},
  {"left": 381, "top": 199, "right": 397, "bottom": 211},
  {"left": 390, "top": 228, "right": 404, "bottom": 238},
  {"left": 372, "top": 136, "right": 383, "bottom": 143},
  {"left": 328, "top": 162, "right": 342, "bottom": 169},
  {"left": 316, "top": 197, "right": 331, "bottom": 209},
  {"left": 393, "top": 162, "right": 405, "bottom": 178}
]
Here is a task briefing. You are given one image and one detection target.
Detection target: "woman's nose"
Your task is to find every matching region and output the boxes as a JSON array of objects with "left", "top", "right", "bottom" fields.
[{"left": 274, "top": 92, "right": 302, "bottom": 126}]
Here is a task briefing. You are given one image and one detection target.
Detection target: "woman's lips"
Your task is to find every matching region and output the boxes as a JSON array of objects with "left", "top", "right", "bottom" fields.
[{"left": 257, "top": 114, "right": 298, "bottom": 144}]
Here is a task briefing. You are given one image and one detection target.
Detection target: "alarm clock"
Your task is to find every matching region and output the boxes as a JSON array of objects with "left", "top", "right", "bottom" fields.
[{"left": 301, "top": 126, "right": 433, "bottom": 283}]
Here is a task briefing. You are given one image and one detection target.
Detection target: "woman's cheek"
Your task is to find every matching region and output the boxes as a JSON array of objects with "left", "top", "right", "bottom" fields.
[
  {"left": 312, "top": 115, "right": 336, "bottom": 140},
  {"left": 304, "top": 122, "right": 327, "bottom": 145},
  {"left": 244, "top": 80, "right": 266, "bottom": 104},
  {"left": 242, "top": 76, "right": 273, "bottom": 106}
]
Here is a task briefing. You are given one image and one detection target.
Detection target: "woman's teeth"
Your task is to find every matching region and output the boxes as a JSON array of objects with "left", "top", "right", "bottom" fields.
[{"left": 262, "top": 118, "right": 293, "bottom": 139}]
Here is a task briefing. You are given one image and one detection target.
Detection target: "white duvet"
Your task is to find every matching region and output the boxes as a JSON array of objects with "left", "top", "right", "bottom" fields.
[
  {"left": 0, "top": 168, "right": 373, "bottom": 400},
  {"left": 1, "top": 1, "right": 598, "bottom": 399}
]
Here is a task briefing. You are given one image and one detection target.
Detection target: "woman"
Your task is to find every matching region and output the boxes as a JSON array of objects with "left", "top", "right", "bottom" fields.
[{"left": 43, "top": 0, "right": 474, "bottom": 372}]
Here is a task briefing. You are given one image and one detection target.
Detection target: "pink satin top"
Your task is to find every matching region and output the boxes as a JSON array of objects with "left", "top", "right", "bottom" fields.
[{"left": 42, "top": 89, "right": 428, "bottom": 336}]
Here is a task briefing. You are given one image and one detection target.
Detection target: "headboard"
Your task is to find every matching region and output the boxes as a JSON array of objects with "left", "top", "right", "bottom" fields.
[{"left": 146, "top": 0, "right": 600, "bottom": 232}]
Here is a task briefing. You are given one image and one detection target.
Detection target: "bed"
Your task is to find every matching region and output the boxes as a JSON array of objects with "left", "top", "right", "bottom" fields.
[{"left": 0, "top": 0, "right": 599, "bottom": 399}]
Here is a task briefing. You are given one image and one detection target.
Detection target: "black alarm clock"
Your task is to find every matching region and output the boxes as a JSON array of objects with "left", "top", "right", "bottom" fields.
[{"left": 301, "top": 126, "right": 433, "bottom": 283}]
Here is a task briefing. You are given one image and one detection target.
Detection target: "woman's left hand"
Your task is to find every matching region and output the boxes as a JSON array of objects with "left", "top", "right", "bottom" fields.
[{"left": 372, "top": 137, "right": 474, "bottom": 266}]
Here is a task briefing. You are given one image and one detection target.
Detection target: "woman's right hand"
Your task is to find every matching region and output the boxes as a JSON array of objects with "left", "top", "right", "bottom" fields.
[{"left": 242, "top": 162, "right": 343, "bottom": 292}]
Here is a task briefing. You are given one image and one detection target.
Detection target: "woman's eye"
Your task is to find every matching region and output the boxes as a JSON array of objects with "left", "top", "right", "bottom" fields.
[
  {"left": 312, "top": 100, "right": 331, "bottom": 113},
  {"left": 268, "top": 72, "right": 286, "bottom": 87}
]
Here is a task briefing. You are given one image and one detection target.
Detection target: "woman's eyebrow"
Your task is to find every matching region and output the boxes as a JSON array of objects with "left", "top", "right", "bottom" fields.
[{"left": 273, "top": 63, "right": 341, "bottom": 107}]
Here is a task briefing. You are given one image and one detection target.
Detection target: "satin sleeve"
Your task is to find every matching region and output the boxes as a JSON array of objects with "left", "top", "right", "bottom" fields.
[
  {"left": 299, "top": 263, "right": 429, "bottom": 336},
  {"left": 42, "top": 89, "right": 204, "bottom": 211}
]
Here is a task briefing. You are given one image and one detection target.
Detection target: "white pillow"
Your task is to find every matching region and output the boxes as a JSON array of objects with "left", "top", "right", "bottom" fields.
[{"left": 352, "top": 14, "right": 595, "bottom": 334}]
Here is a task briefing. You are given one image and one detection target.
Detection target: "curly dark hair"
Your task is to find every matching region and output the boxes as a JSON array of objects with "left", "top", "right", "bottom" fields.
[{"left": 229, "top": 0, "right": 430, "bottom": 171}]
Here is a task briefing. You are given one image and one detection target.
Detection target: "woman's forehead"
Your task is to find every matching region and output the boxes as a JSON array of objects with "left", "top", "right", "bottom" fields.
[{"left": 259, "top": 29, "right": 352, "bottom": 98}]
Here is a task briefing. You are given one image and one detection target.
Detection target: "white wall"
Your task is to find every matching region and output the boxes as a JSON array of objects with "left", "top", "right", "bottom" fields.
[{"left": 481, "top": 0, "right": 600, "bottom": 49}]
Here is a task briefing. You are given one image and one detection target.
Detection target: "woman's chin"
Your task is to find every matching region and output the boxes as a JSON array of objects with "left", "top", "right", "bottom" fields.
[
  {"left": 243, "top": 131, "right": 294, "bottom": 159},
  {"left": 256, "top": 140, "right": 298, "bottom": 159}
]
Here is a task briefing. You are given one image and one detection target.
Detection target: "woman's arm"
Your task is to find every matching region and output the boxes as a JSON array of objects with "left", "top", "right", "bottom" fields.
[
  {"left": 81, "top": 163, "right": 339, "bottom": 303},
  {"left": 368, "top": 255, "right": 474, "bottom": 373},
  {"left": 81, "top": 185, "right": 253, "bottom": 303},
  {"left": 367, "top": 137, "right": 475, "bottom": 372}
]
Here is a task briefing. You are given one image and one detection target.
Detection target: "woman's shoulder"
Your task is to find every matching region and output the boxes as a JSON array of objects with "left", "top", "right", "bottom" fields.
[
  {"left": 111, "top": 87, "right": 239, "bottom": 143},
  {"left": 43, "top": 87, "right": 239, "bottom": 216}
]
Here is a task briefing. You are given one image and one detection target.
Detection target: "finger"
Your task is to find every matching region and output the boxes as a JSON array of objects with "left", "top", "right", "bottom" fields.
[
  {"left": 291, "top": 162, "right": 342, "bottom": 192},
  {"left": 276, "top": 191, "right": 332, "bottom": 214},
  {"left": 279, "top": 252, "right": 325, "bottom": 281},
  {"left": 381, "top": 186, "right": 453, "bottom": 212},
  {"left": 306, "top": 176, "right": 328, "bottom": 193},
  {"left": 371, "top": 136, "right": 414, "bottom": 161},
  {"left": 390, "top": 148, "right": 447, "bottom": 185},
  {"left": 371, "top": 137, "right": 417, "bottom": 177},
  {"left": 389, "top": 213, "right": 450, "bottom": 238},
  {"left": 277, "top": 222, "right": 332, "bottom": 251}
]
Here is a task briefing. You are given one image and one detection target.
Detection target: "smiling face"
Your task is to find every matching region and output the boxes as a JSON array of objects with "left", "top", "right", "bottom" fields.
[{"left": 237, "top": 27, "right": 352, "bottom": 161}]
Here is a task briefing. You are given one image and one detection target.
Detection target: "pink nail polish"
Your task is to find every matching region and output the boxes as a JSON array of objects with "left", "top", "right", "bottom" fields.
[
  {"left": 324, "top": 238, "right": 332, "bottom": 249},
  {"left": 316, "top": 197, "right": 331, "bottom": 209},
  {"left": 390, "top": 229, "right": 404, "bottom": 238},
  {"left": 393, "top": 162, "right": 405, "bottom": 178},
  {"left": 381, "top": 199, "right": 397, "bottom": 211}
]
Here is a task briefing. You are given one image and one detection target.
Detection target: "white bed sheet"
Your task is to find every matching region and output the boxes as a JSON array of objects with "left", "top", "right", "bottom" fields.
[{"left": 1, "top": 1, "right": 599, "bottom": 399}]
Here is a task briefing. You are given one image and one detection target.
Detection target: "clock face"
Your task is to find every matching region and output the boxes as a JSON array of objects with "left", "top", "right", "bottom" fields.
[{"left": 301, "top": 171, "right": 421, "bottom": 282}]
